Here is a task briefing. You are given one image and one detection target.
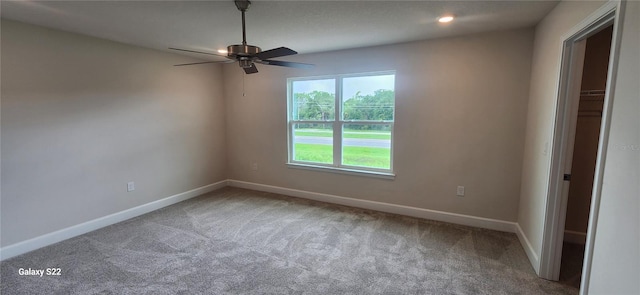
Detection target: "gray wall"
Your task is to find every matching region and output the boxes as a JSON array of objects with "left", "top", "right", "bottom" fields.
[
  {"left": 1, "top": 20, "right": 227, "bottom": 247},
  {"left": 589, "top": 1, "right": 639, "bottom": 293},
  {"left": 224, "top": 29, "right": 534, "bottom": 222}
]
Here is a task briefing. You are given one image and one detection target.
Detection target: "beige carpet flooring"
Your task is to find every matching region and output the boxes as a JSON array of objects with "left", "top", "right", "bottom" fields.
[{"left": 1, "top": 187, "right": 579, "bottom": 294}]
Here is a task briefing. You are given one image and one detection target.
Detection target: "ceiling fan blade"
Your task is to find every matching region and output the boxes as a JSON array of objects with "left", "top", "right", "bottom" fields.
[
  {"left": 243, "top": 63, "right": 259, "bottom": 74},
  {"left": 260, "top": 60, "right": 314, "bottom": 69},
  {"left": 169, "top": 47, "right": 227, "bottom": 58},
  {"left": 174, "top": 61, "right": 221, "bottom": 67},
  {"left": 255, "top": 47, "right": 297, "bottom": 60}
]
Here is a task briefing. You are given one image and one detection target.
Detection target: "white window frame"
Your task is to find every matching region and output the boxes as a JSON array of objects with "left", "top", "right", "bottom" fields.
[{"left": 286, "top": 71, "right": 396, "bottom": 178}]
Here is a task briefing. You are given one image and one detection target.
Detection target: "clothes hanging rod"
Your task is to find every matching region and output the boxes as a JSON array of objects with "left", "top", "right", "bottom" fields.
[
  {"left": 580, "top": 89, "right": 606, "bottom": 96},
  {"left": 578, "top": 110, "right": 602, "bottom": 117}
]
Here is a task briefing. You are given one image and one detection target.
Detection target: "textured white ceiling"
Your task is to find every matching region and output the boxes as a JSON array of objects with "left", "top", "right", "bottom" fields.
[{"left": 1, "top": 1, "right": 558, "bottom": 61}]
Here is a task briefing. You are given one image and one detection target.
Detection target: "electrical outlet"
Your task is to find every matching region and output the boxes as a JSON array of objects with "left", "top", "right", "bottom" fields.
[
  {"left": 251, "top": 162, "right": 258, "bottom": 171},
  {"left": 456, "top": 186, "right": 465, "bottom": 197},
  {"left": 127, "top": 181, "right": 135, "bottom": 192}
]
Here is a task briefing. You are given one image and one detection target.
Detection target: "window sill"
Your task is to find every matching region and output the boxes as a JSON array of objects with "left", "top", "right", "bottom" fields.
[{"left": 286, "top": 163, "right": 396, "bottom": 180}]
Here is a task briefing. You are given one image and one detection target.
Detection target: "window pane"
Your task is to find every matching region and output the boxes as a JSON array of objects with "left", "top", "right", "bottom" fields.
[
  {"left": 342, "top": 74, "right": 395, "bottom": 121},
  {"left": 342, "top": 124, "right": 391, "bottom": 169},
  {"left": 293, "top": 123, "right": 333, "bottom": 164},
  {"left": 292, "top": 79, "right": 336, "bottom": 121}
]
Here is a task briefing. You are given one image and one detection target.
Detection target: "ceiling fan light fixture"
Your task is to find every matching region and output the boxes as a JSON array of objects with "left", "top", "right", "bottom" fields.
[
  {"left": 238, "top": 59, "right": 252, "bottom": 68},
  {"left": 438, "top": 15, "right": 455, "bottom": 23},
  {"left": 217, "top": 49, "right": 228, "bottom": 54}
]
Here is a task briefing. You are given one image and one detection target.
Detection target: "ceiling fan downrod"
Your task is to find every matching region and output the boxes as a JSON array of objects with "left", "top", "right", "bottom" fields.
[{"left": 236, "top": 0, "right": 250, "bottom": 45}]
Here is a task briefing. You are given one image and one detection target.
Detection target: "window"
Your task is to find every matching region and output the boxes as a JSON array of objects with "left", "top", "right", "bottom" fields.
[{"left": 287, "top": 72, "right": 395, "bottom": 176}]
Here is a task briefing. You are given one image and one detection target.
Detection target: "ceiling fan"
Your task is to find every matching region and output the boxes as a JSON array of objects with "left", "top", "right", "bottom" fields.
[{"left": 169, "top": 0, "right": 314, "bottom": 74}]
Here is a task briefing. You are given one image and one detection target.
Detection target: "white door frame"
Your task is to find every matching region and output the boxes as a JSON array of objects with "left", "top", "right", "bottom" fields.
[{"left": 539, "top": 1, "right": 625, "bottom": 292}]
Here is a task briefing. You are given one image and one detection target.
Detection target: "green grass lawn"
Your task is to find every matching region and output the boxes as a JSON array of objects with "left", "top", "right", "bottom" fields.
[
  {"left": 295, "top": 129, "right": 390, "bottom": 140},
  {"left": 294, "top": 143, "right": 333, "bottom": 164},
  {"left": 294, "top": 143, "right": 390, "bottom": 169}
]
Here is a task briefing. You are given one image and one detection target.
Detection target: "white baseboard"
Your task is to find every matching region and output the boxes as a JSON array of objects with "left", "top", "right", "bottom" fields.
[
  {"left": 228, "top": 180, "right": 517, "bottom": 233},
  {"left": 516, "top": 223, "right": 540, "bottom": 274},
  {"left": 564, "top": 230, "right": 587, "bottom": 244},
  {"left": 0, "top": 180, "right": 228, "bottom": 261}
]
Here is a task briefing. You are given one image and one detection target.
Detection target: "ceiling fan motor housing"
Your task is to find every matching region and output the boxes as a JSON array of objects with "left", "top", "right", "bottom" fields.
[{"left": 227, "top": 44, "right": 261, "bottom": 67}]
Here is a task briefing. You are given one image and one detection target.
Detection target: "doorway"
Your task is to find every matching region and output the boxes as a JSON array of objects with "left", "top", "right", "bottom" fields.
[
  {"left": 558, "top": 25, "right": 613, "bottom": 289},
  {"left": 537, "top": 1, "right": 624, "bottom": 293}
]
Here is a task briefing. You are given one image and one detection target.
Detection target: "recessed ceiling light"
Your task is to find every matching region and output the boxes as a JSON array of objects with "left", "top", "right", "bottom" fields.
[
  {"left": 217, "top": 49, "right": 228, "bottom": 54},
  {"left": 438, "top": 15, "right": 454, "bottom": 23}
]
